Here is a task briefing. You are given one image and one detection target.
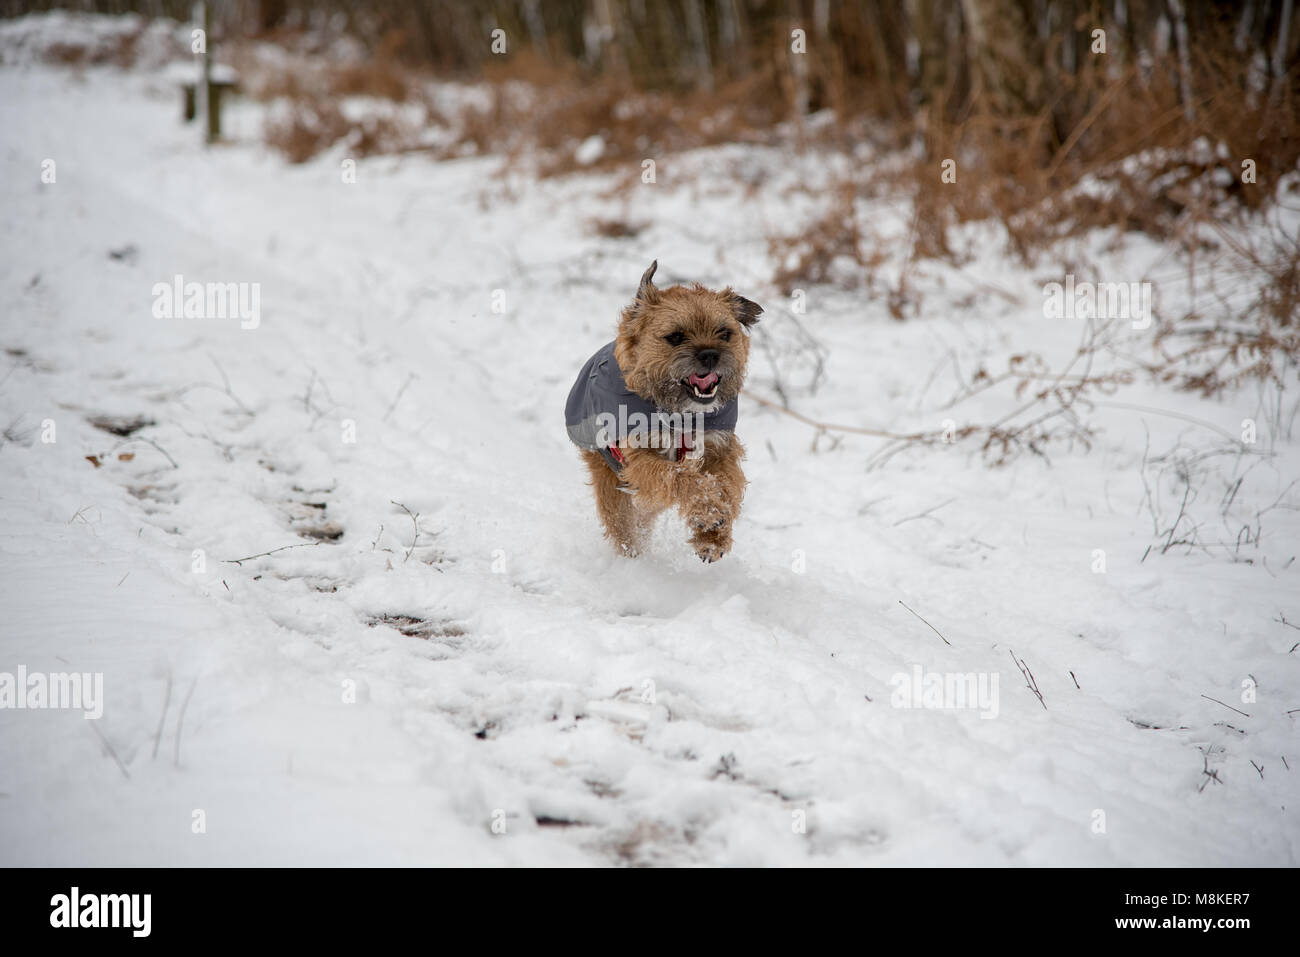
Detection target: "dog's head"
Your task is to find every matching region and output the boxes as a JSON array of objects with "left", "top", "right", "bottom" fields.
[{"left": 613, "top": 261, "right": 762, "bottom": 414}]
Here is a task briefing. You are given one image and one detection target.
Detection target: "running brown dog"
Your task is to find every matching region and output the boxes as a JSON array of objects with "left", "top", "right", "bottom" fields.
[{"left": 565, "top": 261, "right": 762, "bottom": 561}]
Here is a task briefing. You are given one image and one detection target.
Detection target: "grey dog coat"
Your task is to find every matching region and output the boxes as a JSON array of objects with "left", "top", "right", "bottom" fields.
[{"left": 565, "top": 341, "right": 738, "bottom": 474}]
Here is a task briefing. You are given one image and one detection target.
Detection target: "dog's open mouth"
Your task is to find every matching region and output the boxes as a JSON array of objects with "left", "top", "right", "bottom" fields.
[{"left": 685, "top": 371, "right": 721, "bottom": 400}]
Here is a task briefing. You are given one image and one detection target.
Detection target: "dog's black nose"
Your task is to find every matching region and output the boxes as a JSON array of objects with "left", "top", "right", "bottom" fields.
[{"left": 697, "top": 349, "right": 720, "bottom": 369}]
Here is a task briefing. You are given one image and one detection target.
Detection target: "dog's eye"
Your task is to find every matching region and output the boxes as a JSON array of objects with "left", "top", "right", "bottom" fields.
[
  {"left": 664, "top": 332, "right": 686, "bottom": 347},
  {"left": 718, "top": 328, "right": 732, "bottom": 342}
]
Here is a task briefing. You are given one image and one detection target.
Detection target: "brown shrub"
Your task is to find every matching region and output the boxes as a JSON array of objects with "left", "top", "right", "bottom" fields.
[
  {"left": 326, "top": 31, "right": 414, "bottom": 101},
  {"left": 768, "top": 182, "right": 872, "bottom": 295},
  {"left": 1151, "top": 215, "right": 1300, "bottom": 396},
  {"left": 43, "top": 26, "right": 143, "bottom": 68},
  {"left": 264, "top": 96, "right": 422, "bottom": 163},
  {"left": 588, "top": 217, "right": 648, "bottom": 239},
  {"left": 264, "top": 99, "right": 351, "bottom": 163},
  {"left": 446, "top": 50, "right": 783, "bottom": 178},
  {"left": 895, "top": 41, "right": 1300, "bottom": 269}
]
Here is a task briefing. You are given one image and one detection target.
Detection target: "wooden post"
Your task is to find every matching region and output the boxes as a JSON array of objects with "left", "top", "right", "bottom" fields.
[
  {"left": 193, "top": 1, "right": 219, "bottom": 143},
  {"left": 202, "top": 1, "right": 217, "bottom": 143}
]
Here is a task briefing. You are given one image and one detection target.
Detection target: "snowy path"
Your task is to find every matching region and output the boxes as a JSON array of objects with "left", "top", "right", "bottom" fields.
[{"left": 2, "top": 62, "right": 1297, "bottom": 865}]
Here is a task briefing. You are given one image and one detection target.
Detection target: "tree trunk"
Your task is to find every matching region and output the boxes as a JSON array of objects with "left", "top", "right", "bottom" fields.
[{"left": 960, "top": 0, "right": 1044, "bottom": 115}]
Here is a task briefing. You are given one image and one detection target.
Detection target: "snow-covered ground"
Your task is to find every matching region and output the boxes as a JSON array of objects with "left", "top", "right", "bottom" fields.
[{"left": 2, "top": 17, "right": 1298, "bottom": 866}]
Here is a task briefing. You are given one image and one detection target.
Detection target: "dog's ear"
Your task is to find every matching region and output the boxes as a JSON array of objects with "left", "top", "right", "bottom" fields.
[
  {"left": 724, "top": 289, "right": 763, "bottom": 328},
  {"left": 635, "top": 260, "right": 660, "bottom": 306},
  {"left": 616, "top": 262, "right": 659, "bottom": 368}
]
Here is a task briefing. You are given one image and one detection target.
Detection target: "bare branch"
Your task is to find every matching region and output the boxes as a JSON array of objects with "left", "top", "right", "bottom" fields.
[{"left": 898, "top": 600, "right": 951, "bottom": 646}]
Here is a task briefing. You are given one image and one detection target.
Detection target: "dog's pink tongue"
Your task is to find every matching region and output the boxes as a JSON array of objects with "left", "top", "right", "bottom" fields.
[{"left": 689, "top": 372, "right": 720, "bottom": 390}]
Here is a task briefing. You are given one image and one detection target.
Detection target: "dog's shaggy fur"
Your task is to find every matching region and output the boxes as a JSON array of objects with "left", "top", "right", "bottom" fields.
[{"left": 581, "top": 262, "right": 761, "bottom": 562}]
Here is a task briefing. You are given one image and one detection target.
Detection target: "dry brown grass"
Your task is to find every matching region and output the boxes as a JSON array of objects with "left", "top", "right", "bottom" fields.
[
  {"left": 326, "top": 32, "right": 415, "bottom": 101},
  {"left": 1151, "top": 211, "right": 1300, "bottom": 397},
  {"left": 444, "top": 50, "right": 784, "bottom": 177},
  {"left": 234, "top": 30, "right": 447, "bottom": 163},
  {"left": 587, "top": 217, "right": 649, "bottom": 239},
  {"left": 895, "top": 44, "right": 1300, "bottom": 267},
  {"left": 263, "top": 97, "right": 417, "bottom": 163},
  {"left": 233, "top": 49, "right": 421, "bottom": 104},
  {"left": 39, "top": 19, "right": 163, "bottom": 68},
  {"left": 768, "top": 181, "right": 883, "bottom": 296},
  {"left": 762, "top": 27, "right": 1298, "bottom": 341},
  {"left": 263, "top": 99, "right": 351, "bottom": 164}
]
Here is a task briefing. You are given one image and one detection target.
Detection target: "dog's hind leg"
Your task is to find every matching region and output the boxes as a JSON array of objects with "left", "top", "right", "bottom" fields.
[{"left": 582, "top": 450, "right": 649, "bottom": 556}]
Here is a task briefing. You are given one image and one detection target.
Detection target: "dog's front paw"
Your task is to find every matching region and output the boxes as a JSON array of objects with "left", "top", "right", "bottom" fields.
[
  {"left": 691, "top": 525, "right": 732, "bottom": 563},
  {"left": 686, "top": 502, "right": 728, "bottom": 533}
]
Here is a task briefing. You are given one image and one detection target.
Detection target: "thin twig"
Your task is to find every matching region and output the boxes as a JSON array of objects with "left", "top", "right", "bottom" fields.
[
  {"left": 151, "top": 669, "right": 173, "bottom": 761},
  {"left": 391, "top": 500, "right": 422, "bottom": 563},
  {"left": 745, "top": 389, "right": 926, "bottom": 440},
  {"left": 221, "top": 541, "right": 324, "bottom": 565},
  {"left": 1092, "top": 403, "right": 1242, "bottom": 447},
  {"left": 206, "top": 354, "right": 253, "bottom": 415},
  {"left": 173, "top": 676, "right": 199, "bottom": 769},
  {"left": 1200, "top": 694, "right": 1250, "bottom": 718},
  {"left": 893, "top": 498, "right": 956, "bottom": 527},
  {"left": 1010, "top": 649, "right": 1047, "bottom": 710},
  {"left": 898, "top": 600, "right": 951, "bottom": 645},
  {"left": 383, "top": 372, "right": 417, "bottom": 422},
  {"left": 1198, "top": 746, "right": 1224, "bottom": 792},
  {"left": 89, "top": 722, "right": 131, "bottom": 780},
  {"left": 138, "top": 436, "right": 180, "bottom": 469}
]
